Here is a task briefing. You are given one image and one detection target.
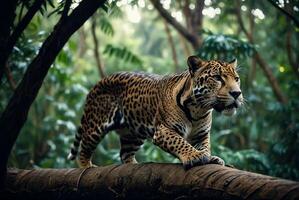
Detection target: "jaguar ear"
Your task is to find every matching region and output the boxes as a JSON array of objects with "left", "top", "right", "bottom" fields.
[
  {"left": 187, "top": 56, "right": 204, "bottom": 75},
  {"left": 229, "top": 58, "right": 237, "bottom": 68}
]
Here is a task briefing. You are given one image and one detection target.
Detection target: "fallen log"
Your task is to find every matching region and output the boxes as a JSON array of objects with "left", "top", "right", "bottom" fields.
[{"left": 1, "top": 163, "right": 299, "bottom": 200}]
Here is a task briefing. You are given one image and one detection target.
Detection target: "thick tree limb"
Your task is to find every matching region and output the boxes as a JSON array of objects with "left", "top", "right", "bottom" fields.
[
  {"left": 150, "top": 0, "right": 200, "bottom": 49},
  {"left": 61, "top": 0, "right": 72, "bottom": 20},
  {"left": 2, "top": 164, "right": 299, "bottom": 199},
  {"left": 0, "top": 0, "right": 107, "bottom": 187}
]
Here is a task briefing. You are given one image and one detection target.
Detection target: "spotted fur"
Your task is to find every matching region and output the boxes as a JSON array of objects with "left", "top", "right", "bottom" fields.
[{"left": 68, "top": 56, "right": 243, "bottom": 169}]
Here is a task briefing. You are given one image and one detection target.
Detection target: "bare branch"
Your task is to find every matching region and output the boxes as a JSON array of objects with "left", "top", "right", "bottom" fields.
[
  {"left": 91, "top": 15, "right": 106, "bottom": 78},
  {"left": 150, "top": 0, "right": 199, "bottom": 49}
]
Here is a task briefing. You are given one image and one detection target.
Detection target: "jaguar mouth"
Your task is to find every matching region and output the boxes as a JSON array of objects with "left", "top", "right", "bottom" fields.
[{"left": 213, "top": 102, "right": 239, "bottom": 116}]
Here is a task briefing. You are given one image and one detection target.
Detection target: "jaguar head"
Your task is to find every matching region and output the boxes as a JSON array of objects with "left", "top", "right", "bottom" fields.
[{"left": 187, "top": 55, "right": 243, "bottom": 116}]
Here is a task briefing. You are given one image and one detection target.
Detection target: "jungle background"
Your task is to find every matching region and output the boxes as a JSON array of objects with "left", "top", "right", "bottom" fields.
[{"left": 1, "top": 0, "right": 298, "bottom": 181}]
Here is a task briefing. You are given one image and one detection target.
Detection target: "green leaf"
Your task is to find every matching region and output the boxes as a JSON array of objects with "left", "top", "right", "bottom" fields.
[
  {"left": 197, "top": 32, "right": 255, "bottom": 61},
  {"left": 99, "top": 17, "right": 114, "bottom": 36},
  {"left": 103, "top": 44, "right": 143, "bottom": 66}
]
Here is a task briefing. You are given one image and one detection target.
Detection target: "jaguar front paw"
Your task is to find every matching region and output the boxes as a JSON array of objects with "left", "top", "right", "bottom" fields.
[
  {"left": 182, "top": 154, "right": 210, "bottom": 170},
  {"left": 209, "top": 155, "right": 225, "bottom": 165}
]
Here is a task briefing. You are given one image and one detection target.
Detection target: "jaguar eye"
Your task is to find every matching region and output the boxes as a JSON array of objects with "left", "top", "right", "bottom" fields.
[
  {"left": 213, "top": 75, "right": 223, "bottom": 81},
  {"left": 235, "top": 77, "right": 240, "bottom": 82}
]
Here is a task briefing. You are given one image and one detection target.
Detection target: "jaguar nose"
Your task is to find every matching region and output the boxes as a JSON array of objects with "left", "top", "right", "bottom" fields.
[{"left": 229, "top": 91, "right": 241, "bottom": 99}]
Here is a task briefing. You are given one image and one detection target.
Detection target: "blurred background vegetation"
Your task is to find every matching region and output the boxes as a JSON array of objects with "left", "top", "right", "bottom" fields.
[{"left": 1, "top": 0, "right": 299, "bottom": 181}]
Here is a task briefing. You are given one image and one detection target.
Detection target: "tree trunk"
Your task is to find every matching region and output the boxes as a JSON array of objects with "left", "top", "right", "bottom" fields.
[
  {"left": 0, "top": 0, "right": 107, "bottom": 187},
  {"left": 2, "top": 164, "right": 299, "bottom": 200}
]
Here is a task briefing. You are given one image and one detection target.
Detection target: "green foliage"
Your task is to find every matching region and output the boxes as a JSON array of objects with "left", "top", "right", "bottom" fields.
[
  {"left": 103, "top": 44, "right": 143, "bottom": 66},
  {"left": 198, "top": 32, "right": 255, "bottom": 61},
  {"left": 47, "top": 1, "right": 64, "bottom": 18},
  {"left": 98, "top": 17, "right": 115, "bottom": 36},
  {"left": 105, "top": 1, "right": 123, "bottom": 18}
]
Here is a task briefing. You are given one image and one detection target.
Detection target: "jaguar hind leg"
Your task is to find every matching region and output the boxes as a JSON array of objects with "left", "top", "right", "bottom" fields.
[
  {"left": 77, "top": 94, "right": 123, "bottom": 168},
  {"left": 119, "top": 132, "right": 144, "bottom": 164},
  {"left": 78, "top": 126, "right": 106, "bottom": 168}
]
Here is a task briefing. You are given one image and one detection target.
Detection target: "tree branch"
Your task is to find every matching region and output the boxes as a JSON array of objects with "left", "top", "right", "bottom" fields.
[
  {"left": 61, "top": 0, "right": 72, "bottom": 20},
  {"left": 235, "top": 0, "right": 287, "bottom": 104},
  {"left": 4, "top": 62, "right": 16, "bottom": 90},
  {"left": 286, "top": 27, "right": 299, "bottom": 79},
  {"left": 91, "top": 15, "right": 105, "bottom": 78},
  {"left": 0, "top": 0, "right": 107, "bottom": 187},
  {"left": 77, "top": 27, "right": 87, "bottom": 57},
  {"left": 248, "top": 3, "right": 256, "bottom": 86},
  {"left": 191, "top": 0, "right": 204, "bottom": 32},
  {"left": 2, "top": 164, "right": 299, "bottom": 199},
  {"left": 150, "top": 0, "right": 199, "bottom": 49},
  {"left": 0, "top": 0, "right": 45, "bottom": 84},
  {"left": 179, "top": 34, "right": 191, "bottom": 58},
  {"left": 235, "top": 1, "right": 252, "bottom": 42},
  {"left": 0, "top": 0, "right": 18, "bottom": 84},
  {"left": 162, "top": 20, "right": 179, "bottom": 73},
  {"left": 180, "top": 0, "right": 192, "bottom": 30},
  {"left": 266, "top": 0, "right": 299, "bottom": 28}
]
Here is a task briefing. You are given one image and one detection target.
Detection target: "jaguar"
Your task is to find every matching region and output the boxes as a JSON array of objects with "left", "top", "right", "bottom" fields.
[{"left": 68, "top": 55, "right": 243, "bottom": 169}]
